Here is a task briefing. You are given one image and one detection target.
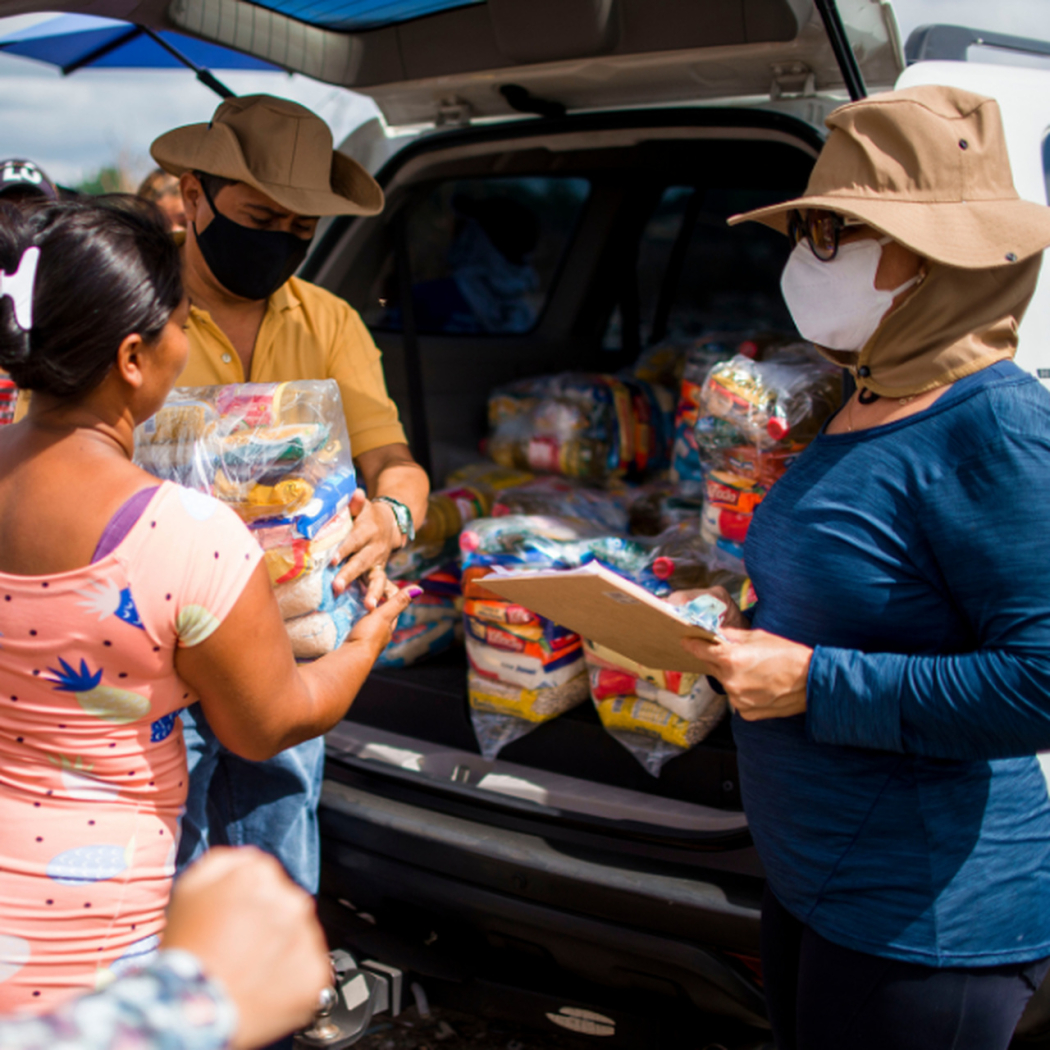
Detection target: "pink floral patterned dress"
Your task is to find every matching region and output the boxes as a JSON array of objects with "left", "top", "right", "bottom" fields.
[{"left": 0, "top": 482, "right": 262, "bottom": 1013}]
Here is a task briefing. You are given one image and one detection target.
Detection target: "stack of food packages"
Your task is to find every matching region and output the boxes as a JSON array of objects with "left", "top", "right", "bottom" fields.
[
  {"left": 134, "top": 380, "right": 366, "bottom": 660},
  {"left": 693, "top": 347, "right": 841, "bottom": 563},
  {"left": 583, "top": 523, "right": 752, "bottom": 775},
  {"left": 378, "top": 483, "right": 492, "bottom": 668},
  {"left": 376, "top": 463, "right": 536, "bottom": 669},
  {"left": 485, "top": 372, "right": 675, "bottom": 482},
  {"left": 457, "top": 363, "right": 758, "bottom": 773},
  {"left": 459, "top": 515, "right": 657, "bottom": 759}
]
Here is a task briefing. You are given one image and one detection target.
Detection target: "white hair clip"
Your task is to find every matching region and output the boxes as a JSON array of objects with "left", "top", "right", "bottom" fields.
[{"left": 0, "top": 246, "right": 40, "bottom": 332}]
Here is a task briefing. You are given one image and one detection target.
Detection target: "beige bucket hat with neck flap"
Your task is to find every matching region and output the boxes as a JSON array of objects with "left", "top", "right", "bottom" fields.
[
  {"left": 729, "top": 84, "right": 1050, "bottom": 268},
  {"left": 150, "top": 94, "right": 384, "bottom": 218},
  {"left": 730, "top": 85, "right": 1050, "bottom": 398}
]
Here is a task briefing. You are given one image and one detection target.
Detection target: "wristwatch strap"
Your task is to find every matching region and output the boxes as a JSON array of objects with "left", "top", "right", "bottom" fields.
[{"left": 373, "top": 495, "right": 416, "bottom": 543}]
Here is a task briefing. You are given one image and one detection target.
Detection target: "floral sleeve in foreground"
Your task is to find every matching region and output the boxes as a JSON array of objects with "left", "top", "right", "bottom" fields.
[{"left": 0, "top": 950, "right": 236, "bottom": 1050}]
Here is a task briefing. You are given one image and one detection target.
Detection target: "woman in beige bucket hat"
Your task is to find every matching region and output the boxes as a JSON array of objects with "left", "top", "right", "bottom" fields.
[{"left": 679, "top": 85, "right": 1050, "bottom": 1048}]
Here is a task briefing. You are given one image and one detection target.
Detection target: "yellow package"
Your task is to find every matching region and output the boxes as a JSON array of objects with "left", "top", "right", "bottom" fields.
[
  {"left": 214, "top": 473, "right": 315, "bottom": 522},
  {"left": 468, "top": 670, "right": 588, "bottom": 723},
  {"left": 595, "top": 695, "right": 710, "bottom": 749}
]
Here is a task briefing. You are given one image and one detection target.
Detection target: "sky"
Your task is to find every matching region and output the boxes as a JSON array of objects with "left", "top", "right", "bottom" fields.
[{"left": 0, "top": 0, "right": 1047, "bottom": 187}]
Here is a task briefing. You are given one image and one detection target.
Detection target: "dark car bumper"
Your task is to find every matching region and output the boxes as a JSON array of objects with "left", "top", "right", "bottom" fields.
[{"left": 317, "top": 772, "right": 768, "bottom": 1042}]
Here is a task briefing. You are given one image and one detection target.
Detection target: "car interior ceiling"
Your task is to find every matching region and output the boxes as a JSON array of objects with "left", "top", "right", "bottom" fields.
[{"left": 325, "top": 128, "right": 815, "bottom": 819}]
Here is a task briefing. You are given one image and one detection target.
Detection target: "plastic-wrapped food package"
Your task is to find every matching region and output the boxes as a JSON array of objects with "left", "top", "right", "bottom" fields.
[
  {"left": 285, "top": 583, "right": 367, "bottom": 661},
  {"left": 584, "top": 639, "right": 727, "bottom": 776},
  {"left": 491, "top": 476, "right": 630, "bottom": 535},
  {"left": 648, "top": 522, "right": 750, "bottom": 595},
  {"left": 375, "top": 579, "right": 462, "bottom": 669},
  {"left": 387, "top": 483, "right": 493, "bottom": 582},
  {"left": 136, "top": 381, "right": 357, "bottom": 531},
  {"left": 135, "top": 381, "right": 361, "bottom": 659},
  {"left": 260, "top": 505, "right": 352, "bottom": 586},
  {"left": 460, "top": 515, "right": 653, "bottom": 580},
  {"left": 486, "top": 373, "right": 674, "bottom": 481},
  {"left": 378, "top": 618, "right": 459, "bottom": 669},
  {"left": 669, "top": 337, "right": 742, "bottom": 486},
  {"left": 699, "top": 351, "right": 840, "bottom": 452},
  {"left": 694, "top": 351, "right": 841, "bottom": 559},
  {"left": 461, "top": 515, "right": 595, "bottom": 757}
]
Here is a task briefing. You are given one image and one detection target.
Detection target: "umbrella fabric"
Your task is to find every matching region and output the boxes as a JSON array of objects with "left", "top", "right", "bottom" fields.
[
  {"left": 245, "top": 0, "right": 482, "bottom": 32},
  {"left": 0, "top": 14, "right": 278, "bottom": 72}
]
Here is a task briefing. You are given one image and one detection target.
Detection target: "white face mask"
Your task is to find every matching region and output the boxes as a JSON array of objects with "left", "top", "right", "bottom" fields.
[{"left": 780, "top": 236, "right": 918, "bottom": 352}]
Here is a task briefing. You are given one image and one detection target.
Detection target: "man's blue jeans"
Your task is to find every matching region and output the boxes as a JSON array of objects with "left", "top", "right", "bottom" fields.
[{"left": 176, "top": 702, "right": 324, "bottom": 893}]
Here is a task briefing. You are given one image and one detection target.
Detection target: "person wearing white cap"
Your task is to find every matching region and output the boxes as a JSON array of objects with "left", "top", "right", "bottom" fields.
[{"left": 150, "top": 95, "right": 429, "bottom": 897}]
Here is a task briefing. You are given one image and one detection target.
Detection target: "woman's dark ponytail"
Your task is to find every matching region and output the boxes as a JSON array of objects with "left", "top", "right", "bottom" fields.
[{"left": 0, "top": 195, "right": 182, "bottom": 399}]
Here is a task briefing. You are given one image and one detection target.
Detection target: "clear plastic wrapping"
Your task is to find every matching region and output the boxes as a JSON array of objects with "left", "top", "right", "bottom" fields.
[
  {"left": 584, "top": 639, "right": 727, "bottom": 776},
  {"left": 485, "top": 373, "right": 674, "bottom": 481},
  {"left": 284, "top": 584, "right": 367, "bottom": 661},
  {"left": 670, "top": 339, "right": 740, "bottom": 486},
  {"left": 694, "top": 348, "right": 841, "bottom": 560},
  {"left": 376, "top": 580, "right": 462, "bottom": 669},
  {"left": 460, "top": 515, "right": 594, "bottom": 757},
  {"left": 134, "top": 381, "right": 361, "bottom": 659},
  {"left": 491, "top": 476, "right": 631, "bottom": 535}
]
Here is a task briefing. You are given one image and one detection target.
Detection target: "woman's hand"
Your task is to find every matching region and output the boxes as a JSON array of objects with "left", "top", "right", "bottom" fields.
[
  {"left": 682, "top": 628, "right": 812, "bottom": 721},
  {"left": 162, "top": 847, "right": 331, "bottom": 1050},
  {"left": 346, "top": 583, "right": 419, "bottom": 660},
  {"left": 667, "top": 586, "right": 751, "bottom": 631},
  {"left": 332, "top": 489, "right": 404, "bottom": 607}
]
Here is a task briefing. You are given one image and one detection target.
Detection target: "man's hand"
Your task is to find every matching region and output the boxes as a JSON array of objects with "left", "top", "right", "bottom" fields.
[
  {"left": 332, "top": 489, "right": 403, "bottom": 608},
  {"left": 681, "top": 628, "right": 811, "bottom": 721}
]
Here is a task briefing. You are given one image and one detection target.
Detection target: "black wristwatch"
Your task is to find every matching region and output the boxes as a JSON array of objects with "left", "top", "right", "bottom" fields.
[{"left": 373, "top": 495, "right": 415, "bottom": 545}]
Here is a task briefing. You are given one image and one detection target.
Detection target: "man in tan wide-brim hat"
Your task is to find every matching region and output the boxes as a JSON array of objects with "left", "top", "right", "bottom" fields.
[{"left": 151, "top": 94, "right": 429, "bottom": 895}]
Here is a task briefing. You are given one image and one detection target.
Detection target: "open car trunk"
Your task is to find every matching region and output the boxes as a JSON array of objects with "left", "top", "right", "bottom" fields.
[{"left": 308, "top": 106, "right": 823, "bottom": 855}]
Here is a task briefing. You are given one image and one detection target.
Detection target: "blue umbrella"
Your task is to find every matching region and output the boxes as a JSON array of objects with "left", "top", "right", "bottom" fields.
[{"left": 0, "top": 14, "right": 281, "bottom": 97}]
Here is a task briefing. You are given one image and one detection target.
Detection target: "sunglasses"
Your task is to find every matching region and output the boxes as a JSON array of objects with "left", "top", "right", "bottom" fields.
[{"left": 788, "top": 209, "right": 866, "bottom": 261}]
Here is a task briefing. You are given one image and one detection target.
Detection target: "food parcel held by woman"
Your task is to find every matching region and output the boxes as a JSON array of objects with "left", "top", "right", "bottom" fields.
[
  {"left": 678, "top": 84, "right": 1050, "bottom": 1050},
  {"left": 0, "top": 194, "right": 414, "bottom": 1014}
]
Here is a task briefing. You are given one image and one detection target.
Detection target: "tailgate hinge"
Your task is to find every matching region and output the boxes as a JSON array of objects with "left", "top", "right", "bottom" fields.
[
  {"left": 770, "top": 62, "right": 816, "bottom": 101},
  {"left": 435, "top": 96, "right": 473, "bottom": 127}
]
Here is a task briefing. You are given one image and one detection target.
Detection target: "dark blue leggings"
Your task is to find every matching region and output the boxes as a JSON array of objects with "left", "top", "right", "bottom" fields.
[{"left": 761, "top": 888, "right": 1050, "bottom": 1050}]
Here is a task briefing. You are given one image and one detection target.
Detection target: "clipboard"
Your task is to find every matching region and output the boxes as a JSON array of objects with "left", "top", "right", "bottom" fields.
[{"left": 478, "top": 562, "right": 721, "bottom": 672}]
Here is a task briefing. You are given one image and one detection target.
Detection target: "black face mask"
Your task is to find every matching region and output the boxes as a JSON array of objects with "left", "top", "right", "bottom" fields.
[{"left": 194, "top": 181, "right": 311, "bottom": 301}]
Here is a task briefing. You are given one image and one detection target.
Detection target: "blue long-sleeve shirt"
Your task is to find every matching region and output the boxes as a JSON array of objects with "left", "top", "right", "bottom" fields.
[{"left": 738, "top": 360, "right": 1050, "bottom": 966}]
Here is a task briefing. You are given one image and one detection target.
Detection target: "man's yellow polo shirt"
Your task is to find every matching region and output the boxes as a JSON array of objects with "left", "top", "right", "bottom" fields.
[{"left": 180, "top": 276, "right": 407, "bottom": 458}]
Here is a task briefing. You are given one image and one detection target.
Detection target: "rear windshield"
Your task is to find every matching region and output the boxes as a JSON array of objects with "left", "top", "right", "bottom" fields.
[
  {"left": 361, "top": 175, "right": 591, "bottom": 336},
  {"left": 627, "top": 184, "right": 795, "bottom": 347}
]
